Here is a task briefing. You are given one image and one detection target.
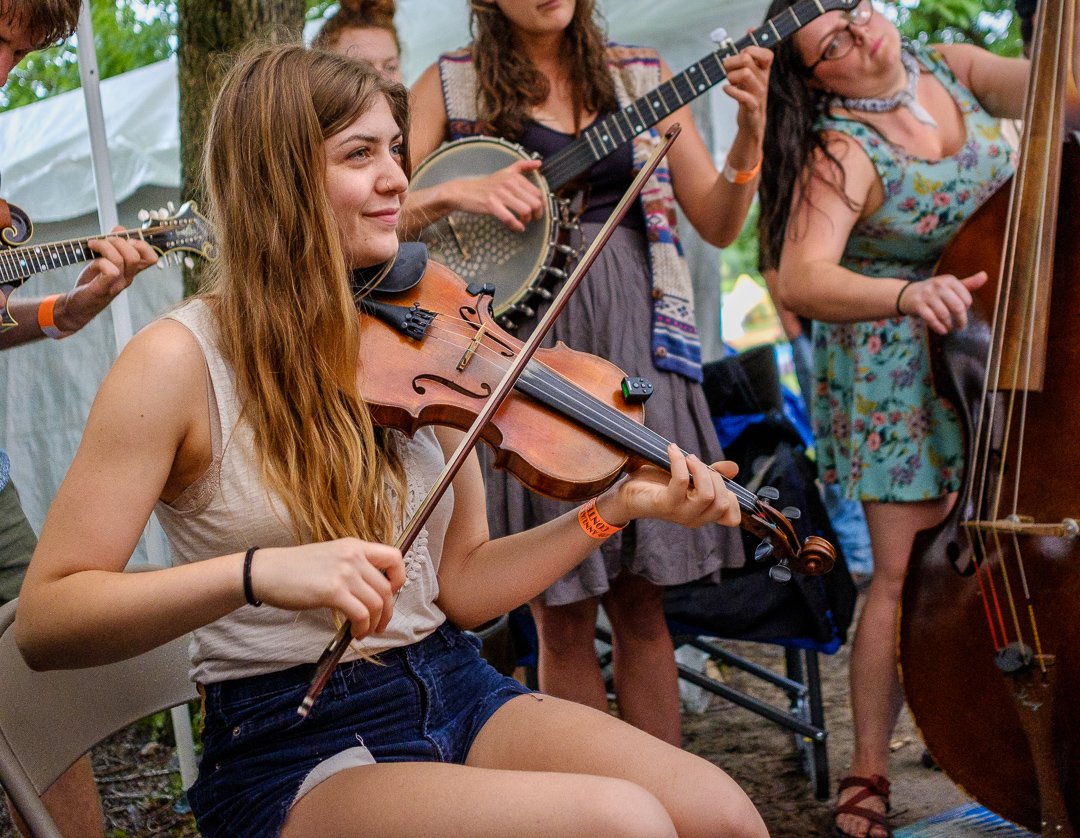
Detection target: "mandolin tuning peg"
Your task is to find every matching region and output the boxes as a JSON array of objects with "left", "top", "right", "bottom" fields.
[
  {"left": 756, "top": 486, "right": 780, "bottom": 502},
  {"left": 769, "top": 562, "right": 793, "bottom": 583},
  {"left": 754, "top": 541, "right": 774, "bottom": 562},
  {"left": 781, "top": 506, "right": 801, "bottom": 520}
]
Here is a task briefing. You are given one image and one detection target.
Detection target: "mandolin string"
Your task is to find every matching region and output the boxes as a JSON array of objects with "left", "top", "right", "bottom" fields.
[{"left": 398, "top": 314, "right": 767, "bottom": 513}]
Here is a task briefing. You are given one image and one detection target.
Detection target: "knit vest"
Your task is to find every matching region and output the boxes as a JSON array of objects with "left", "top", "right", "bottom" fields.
[{"left": 435, "top": 44, "right": 703, "bottom": 381}]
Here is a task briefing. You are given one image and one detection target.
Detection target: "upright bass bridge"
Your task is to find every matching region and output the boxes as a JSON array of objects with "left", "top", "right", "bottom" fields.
[{"left": 962, "top": 515, "right": 1080, "bottom": 539}]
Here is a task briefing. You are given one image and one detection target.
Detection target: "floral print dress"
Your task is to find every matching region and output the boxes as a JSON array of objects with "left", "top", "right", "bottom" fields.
[{"left": 810, "top": 43, "right": 1014, "bottom": 502}]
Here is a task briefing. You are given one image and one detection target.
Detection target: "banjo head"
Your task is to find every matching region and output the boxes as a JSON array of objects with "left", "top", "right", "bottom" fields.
[{"left": 410, "top": 137, "right": 558, "bottom": 319}]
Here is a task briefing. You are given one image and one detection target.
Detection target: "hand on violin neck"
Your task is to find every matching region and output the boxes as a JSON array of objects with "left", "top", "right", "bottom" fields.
[{"left": 603, "top": 443, "right": 741, "bottom": 529}]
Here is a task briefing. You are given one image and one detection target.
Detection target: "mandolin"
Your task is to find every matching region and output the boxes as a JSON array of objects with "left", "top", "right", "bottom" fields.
[{"left": 0, "top": 201, "right": 214, "bottom": 329}]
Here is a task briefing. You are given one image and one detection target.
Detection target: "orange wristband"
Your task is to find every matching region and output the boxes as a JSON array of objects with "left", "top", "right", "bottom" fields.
[
  {"left": 37, "top": 294, "right": 71, "bottom": 339},
  {"left": 722, "top": 154, "right": 763, "bottom": 185},
  {"left": 578, "top": 497, "right": 626, "bottom": 540}
]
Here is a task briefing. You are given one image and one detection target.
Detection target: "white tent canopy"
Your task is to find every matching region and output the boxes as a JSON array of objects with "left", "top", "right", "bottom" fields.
[{"left": 0, "top": 0, "right": 772, "bottom": 552}]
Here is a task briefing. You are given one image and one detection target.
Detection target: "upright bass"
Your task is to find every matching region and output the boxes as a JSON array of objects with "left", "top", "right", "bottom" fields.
[{"left": 899, "top": 2, "right": 1080, "bottom": 834}]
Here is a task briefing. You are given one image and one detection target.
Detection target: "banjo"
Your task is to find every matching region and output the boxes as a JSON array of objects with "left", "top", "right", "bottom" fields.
[{"left": 411, "top": 0, "right": 860, "bottom": 331}]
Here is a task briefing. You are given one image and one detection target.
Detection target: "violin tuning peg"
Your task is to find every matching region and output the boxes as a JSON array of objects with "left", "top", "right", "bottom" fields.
[
  {"left": 781, "top": 506, "right": 801, "bottom": 520},
  {"left": 756, "top": 486, "right": 780, "bottom": 502},
  {"left": 768, "top": 562, "right": 793, "bottom": 583},
  {"left": 754, "top": 541, "right": 774, "bottom": 563}
]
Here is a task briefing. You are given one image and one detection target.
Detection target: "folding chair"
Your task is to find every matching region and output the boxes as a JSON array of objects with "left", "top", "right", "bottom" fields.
[
  {"left": 652, "top": 349, "right": 858, "bottom": 800},
  {"left": 0, "top": 588, "right": 198, "bottom": 838}
]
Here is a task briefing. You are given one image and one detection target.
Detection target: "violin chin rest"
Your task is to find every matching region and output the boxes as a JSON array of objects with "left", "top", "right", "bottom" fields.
[{"left": 351, "top": 242, "right": 429, "bottom": 296}]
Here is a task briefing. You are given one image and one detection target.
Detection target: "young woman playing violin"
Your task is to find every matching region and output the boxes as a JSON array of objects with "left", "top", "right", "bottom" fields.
[
  {"left": 13, "top": 43, "right": 768, "bottom": 838},
  {"left": 407, "top": 0, "right": 772, "bottom": 748}
]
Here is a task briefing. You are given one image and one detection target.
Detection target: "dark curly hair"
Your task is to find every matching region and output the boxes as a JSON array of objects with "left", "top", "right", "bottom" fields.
[{"left": 468, "top": 0, "right": 617, "bottom": 140}]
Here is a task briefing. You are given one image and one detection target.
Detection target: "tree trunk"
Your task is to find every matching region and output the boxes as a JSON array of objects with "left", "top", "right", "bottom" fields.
[{"left": 176, "top": 0, "right": 306, "bottom": 295}]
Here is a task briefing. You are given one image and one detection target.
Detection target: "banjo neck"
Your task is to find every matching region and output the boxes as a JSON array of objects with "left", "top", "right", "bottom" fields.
[{"left": 540, "top": 0, "right": 859, "bottom": 191}]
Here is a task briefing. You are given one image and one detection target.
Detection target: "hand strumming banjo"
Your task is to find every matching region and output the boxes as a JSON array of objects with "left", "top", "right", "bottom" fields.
[{"left": 410, "top": 0, "right": 860, "bottom": 331}]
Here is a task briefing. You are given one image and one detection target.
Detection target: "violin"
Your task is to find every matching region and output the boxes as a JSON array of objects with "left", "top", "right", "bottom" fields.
[{"left": 356, "top": 255, "right": 835, "bottom": 580}]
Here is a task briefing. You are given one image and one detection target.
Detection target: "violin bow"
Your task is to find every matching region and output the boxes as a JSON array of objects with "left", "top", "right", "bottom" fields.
[{"left": 298, "top": 125, "right": 685, "bottom": 718}]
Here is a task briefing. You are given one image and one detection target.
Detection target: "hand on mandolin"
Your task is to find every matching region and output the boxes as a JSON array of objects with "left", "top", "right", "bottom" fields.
[
  {"left": 597, "top": 443, "right": 742, "bottom": 530},
  {"left": 51, "top": 229, "right": 158, "bottom": 335}
]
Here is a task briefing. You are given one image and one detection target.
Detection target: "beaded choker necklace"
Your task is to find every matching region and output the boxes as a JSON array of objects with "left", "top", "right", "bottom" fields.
[{"left": 828, "top": 48, "right": 937, "bottom": 129}]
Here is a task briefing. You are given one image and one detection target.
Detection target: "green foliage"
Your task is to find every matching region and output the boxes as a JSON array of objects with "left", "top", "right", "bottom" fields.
[
  {"left": 0, "top": 0, "right": 339, "bottom": 112},
  {"left": 0, "top": 0, "right": 175, "bottom": 111},
  {"left": 888, "top": 0, "right": 1022, "bottom": 57}
]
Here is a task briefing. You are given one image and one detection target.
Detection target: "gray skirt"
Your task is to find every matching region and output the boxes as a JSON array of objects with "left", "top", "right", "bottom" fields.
[{"left": 483, "top": 223, "right": 743, "bottom": 607}]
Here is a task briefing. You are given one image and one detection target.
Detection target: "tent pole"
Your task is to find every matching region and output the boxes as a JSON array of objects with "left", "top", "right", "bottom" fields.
[
  {"left": 75, "top": 3, "right": 134, "bottom": 351},
  {"left": 74, "top": 7, "right": 170, "bottom": 571}
]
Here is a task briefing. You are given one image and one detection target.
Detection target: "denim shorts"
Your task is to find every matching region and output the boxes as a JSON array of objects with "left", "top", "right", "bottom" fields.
[{"left": 188, "top": 622, "right": 531, "bottom": 837}]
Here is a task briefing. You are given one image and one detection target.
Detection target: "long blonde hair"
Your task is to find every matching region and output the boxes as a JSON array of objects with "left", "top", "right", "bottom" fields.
[{"left": 201, "top": 42, "right": 410, "bottom": 545}]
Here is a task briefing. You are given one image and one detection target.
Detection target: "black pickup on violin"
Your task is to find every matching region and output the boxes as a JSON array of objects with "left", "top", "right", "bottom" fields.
[
  {"left": 0, "top": 201, "right": 213, "bottom": 330},
  {"left": 356, "top": 254, "right": 835, "bottom": 580}
]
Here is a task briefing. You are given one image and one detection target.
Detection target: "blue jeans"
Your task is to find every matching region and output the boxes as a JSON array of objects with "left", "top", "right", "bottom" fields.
[{"left": 189, "top": 622, "right": 530, "bottom": 837}]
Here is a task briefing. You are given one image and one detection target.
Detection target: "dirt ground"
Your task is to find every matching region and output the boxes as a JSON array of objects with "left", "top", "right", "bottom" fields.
[{"left": 1, "top": 592, "right": 977, "bottom": 837}]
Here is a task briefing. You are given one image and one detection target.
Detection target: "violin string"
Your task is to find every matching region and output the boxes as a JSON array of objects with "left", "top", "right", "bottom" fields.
[
  {"left": 409, "top": 315, "right": 765, "bottom": 510},
  {"left": 425, "top": 322, "right": 766, "bottom": 511}
]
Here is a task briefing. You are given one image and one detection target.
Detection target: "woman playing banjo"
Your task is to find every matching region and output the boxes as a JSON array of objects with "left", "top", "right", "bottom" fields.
[{"left": 408, "top": 0, "right": 772, "bottom": 747}]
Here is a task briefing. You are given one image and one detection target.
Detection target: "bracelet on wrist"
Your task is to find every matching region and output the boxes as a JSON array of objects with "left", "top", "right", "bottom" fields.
[
  {"left": 37, "top": 294, "right": 73, "bottom": 339},
  {"left": 895, "top": 280, "right": 915, "bottom": 317},
  {"left": 578, "top": 497, "right": 626, "bottom": 540},
  {"left": 243, "top": 546, "right": 263, "bottom": 607},
  {"left": 722, "top": 154, "right": 763, "bottom": 185}
]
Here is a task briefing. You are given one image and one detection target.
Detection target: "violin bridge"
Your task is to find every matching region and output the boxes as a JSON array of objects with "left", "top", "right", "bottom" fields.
[{"left": 458, "top": 323, "right": 487, "bottom": 371}]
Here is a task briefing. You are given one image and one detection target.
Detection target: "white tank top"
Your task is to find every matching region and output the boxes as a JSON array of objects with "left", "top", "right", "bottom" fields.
[{"left": 154, "top": 299, "right": 453, "bottom": 683}]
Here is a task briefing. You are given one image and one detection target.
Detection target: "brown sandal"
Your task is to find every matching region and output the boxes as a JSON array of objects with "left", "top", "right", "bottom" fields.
[{"left": 834, "top": 774, "right": 892, "bottom": 838}]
